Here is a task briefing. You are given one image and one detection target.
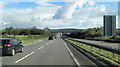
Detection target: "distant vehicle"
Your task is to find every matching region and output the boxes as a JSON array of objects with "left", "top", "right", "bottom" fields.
[
  {"left": 48, "top": 36, "right": 53, "bottom": 40},
  {"left": 0, "top": 38, "right": 24, "bottom": 56},
  {"left": 54, "top": 36, "right": 57, "bottom": 38}
]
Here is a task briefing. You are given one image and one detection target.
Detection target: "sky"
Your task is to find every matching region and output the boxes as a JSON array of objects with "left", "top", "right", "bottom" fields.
[{"left": 0, "top": 0, "right": 119, "bottom": 29}]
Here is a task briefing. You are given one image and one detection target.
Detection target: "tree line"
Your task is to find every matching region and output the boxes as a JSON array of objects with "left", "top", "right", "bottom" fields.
[
  {"left": 1, "top": 27, "right": 50, "bottom": 35},
  {"left": 65, "top": 27, "right": 120, "bottom": 39}
]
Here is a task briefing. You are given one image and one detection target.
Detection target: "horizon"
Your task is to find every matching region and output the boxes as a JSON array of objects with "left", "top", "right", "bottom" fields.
[{"left": 1, "top": 26, "right": 120, "bottom": 30}]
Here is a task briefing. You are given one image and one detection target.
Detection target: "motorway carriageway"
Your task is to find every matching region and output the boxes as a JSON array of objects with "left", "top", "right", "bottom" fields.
[{"left": 2, "top": 35, "right": 97, "bottom": 67}]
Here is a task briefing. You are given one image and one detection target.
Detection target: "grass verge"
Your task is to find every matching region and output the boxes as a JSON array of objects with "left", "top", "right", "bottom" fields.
[
  {"left": 65, "top": 38, "right": 120, "bottom": 67},
  {"left": 1, "top": 35, "right": 49, "bottom": 44}
]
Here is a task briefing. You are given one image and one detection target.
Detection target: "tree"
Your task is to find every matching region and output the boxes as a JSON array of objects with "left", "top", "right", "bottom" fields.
[
  {"left": 86, "top": 29, "right": 96, "bottom": 37},
  {"left": 19, "top": 29, "right": 31, "bottom": 35},
  {"left": 43, "top": 27, "right": 51, "bottom": 35},
  {"left": 65, "top": 27, "right": 104, "bottom": 39},
  {"left": 5, "top": 27, "right": 14, "bottom": 35}
]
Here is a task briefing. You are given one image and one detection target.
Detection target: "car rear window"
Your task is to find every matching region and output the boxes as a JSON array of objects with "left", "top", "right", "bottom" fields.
[{"left": 0, "top": 40, "right": 10, "bottom": 45}]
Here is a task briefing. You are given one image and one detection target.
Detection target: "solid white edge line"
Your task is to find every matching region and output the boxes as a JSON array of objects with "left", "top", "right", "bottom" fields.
[
  {"left": 14, "top": 52, "right": 35, "bottom": 63},
  {"left": 62, "top": 40, "right": 81, "bottom": 67}
]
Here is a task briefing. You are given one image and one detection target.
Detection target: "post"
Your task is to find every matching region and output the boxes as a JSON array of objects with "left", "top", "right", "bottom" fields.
[
  {"left": 113, "top": 52, "right": 115, "bottom": 58},
  {"left": 91, "top": 46, "right": 93, "bottom": 51},
  {"left": 99, "top": 48, "right": 101, "bottom": 52},
  {"left": 112, "top": 47, "right": 115, "bottom": 58}
]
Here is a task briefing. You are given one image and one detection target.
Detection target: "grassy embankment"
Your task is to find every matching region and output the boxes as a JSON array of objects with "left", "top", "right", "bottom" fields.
[
  {"left": 65, "top": 38, "right": 120, "bottom": 66},
  {"left": 1, "top": 35, "right": 49, "bottom": 44}
]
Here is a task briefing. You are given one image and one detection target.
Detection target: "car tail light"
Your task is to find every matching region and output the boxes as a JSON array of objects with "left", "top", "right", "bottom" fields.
[{"left": 4, "top": 44, "right": 11, "bottom": 47}]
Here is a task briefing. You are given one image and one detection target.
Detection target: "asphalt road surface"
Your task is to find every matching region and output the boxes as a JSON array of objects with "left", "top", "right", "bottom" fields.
[{"left": 2, "top": 35, "right": 96, "bottom": 67}]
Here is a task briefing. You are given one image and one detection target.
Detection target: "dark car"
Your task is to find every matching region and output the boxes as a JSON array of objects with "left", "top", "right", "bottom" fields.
[
  {"left": 0, "top": 38, "right": 24, "bottom": 56},
  {"left": 54, "top": 36, "right": 57, "bottom": 38},
  {"left": 48, "top": 36, "right": 53, "bottom": 40}
]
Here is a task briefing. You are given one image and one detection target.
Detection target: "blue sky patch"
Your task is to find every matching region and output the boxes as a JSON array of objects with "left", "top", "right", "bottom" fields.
[{"left": 4, "top": 2, "right": 39, "bottom": 9}]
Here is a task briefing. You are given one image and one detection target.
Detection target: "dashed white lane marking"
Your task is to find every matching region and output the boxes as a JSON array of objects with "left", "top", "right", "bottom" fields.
[
  {"left": 50, "top": 41, "right": 53, "bottom": 43},
  {"left": 38, "top": 41, "right": 54, "bottom": 50},
  {"left": 14, "top": 40, "right": 54, "bottom": 64},
  {"left": 62, "top": 40, "right": 81, "bottom": 67},
  {"left": 38, "top": 46, "right": 44, "bottom": 50},
  {"left": 45, "top": 41, "right": 53, "bottom": 46},
  {"left": 45, "top": 43, "right": 49, "bottom": 46},
  {"left": 14, "top": 52, "right": 35, "bottom": 63}
]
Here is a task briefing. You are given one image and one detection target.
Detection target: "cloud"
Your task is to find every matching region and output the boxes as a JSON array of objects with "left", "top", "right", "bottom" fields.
[
  {"left": 35, "top": 2, "right": 54, "bottom": 6},
  {"left": 2, "top": 5, "right": 60, "bottom": 28},
  {"left": 0, "top": 2, "right": 9, "bottom": 29},
  {"left": 0, "top": 0, "right": 119, "bottom": 2},
  {"left": 35, "top": 0, "right": 55, "bottom": 6},
  {"left": 53, "top": 0, "right": 87, "bottom": 19},
  {"left": 2, "top": 1, "right": 116, "bottom": 29},
  {"left": 0, "top": 2, "right": 9, "bottom": 18},
  {"left": 33, "top": 4, "right": 106, "bottom": 28},
  {"left": 53, "top": 2, "right": 78, "bottom": 19},
  {"left": 88, "top": 1, "right": 95, "bottom": 6},
  {"left": 72, "top": 4, "right": 107, "bottom": 27},
  {"left": 2, "top": 21, "right": 10, "bottom": 25},
  {"left": 0, "top": 2, "right": 8, "bottom": 8}
]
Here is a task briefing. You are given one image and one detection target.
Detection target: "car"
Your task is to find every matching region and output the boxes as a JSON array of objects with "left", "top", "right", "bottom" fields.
[
  {"left": 48, "top": 36, "right": 53, "bottom": 40},
  {"left": 0, "top": 38, "right": 24, "bottom": 56},
  {"left": 54, "top": 36, "right": 57, "bottom": 38}
]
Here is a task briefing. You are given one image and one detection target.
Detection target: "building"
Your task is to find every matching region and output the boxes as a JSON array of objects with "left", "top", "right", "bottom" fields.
[{"left": 103, "top": 15, "right": 116, "bottom": 36}]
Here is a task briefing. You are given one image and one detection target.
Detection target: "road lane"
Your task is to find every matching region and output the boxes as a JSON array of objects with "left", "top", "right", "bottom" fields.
[
  {"left": 14, "top": 38, "right": 76, "bottom": 65},
  {"left": 2, "top": 40, "right": 50, "bottom": 65},
  {"left": 62, "top": 40, "right": 80, "bottom": 66},
  {"left": 23, "top": 40, "right": 43, "bottom": 46},
  {"left": 14, "top": 40, "right": 54, "bottom": 64},
  {"left": 2, "top": 36, "right": 97, "bottom": 67},
  {"left": 14, "top": 51, "right": 35, "bottom": 63},
  {"left": 64, "top": 40, "right": 97, "bottom": 66}
]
